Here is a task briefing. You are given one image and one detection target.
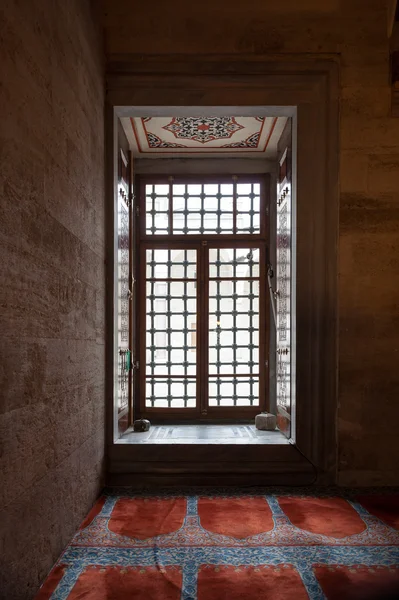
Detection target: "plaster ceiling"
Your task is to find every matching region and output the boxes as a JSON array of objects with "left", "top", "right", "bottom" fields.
[{"left": 121, "top": 116, "right": 287, "bottom": 158}]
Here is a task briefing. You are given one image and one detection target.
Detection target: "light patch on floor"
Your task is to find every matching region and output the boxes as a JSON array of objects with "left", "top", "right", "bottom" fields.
[{"left": 118, "top": 424, "right": 289, "bottom": 445}]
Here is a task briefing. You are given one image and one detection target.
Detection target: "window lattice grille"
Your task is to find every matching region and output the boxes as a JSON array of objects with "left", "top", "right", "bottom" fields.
[
  {"left": 140, "top": 176, "right": 266, "bottom": 415},
  {"left": 145, "top": 249, "right": 197, "bottom": 408},
  {"left": 208, "top": 248, "right": 260, "bottom": 407},
  {"left": 146, "top": 184, "right": 169, "bottom": 235},
  {"left": 145, "top": 181, "right": 261, "bottom": 236},
  {"left": 117, "top": 200, "right": 129, "bottom": 412}
]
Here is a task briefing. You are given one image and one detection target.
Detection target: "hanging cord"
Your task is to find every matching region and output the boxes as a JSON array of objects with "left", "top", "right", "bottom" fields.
[
  {"left": 287, "top": 438, "right": 319, "bottom": 485},
  {"left": 267, "top": 264, "right": 278, "bottom": 330}
]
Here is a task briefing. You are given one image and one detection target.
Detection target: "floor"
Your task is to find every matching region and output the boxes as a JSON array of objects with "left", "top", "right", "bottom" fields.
[
  {"left": 118, "top": 424, "right": 289, "bottom": 444},
  {"left": 36, "top": 488, "right": 399, "bottom": 599}
]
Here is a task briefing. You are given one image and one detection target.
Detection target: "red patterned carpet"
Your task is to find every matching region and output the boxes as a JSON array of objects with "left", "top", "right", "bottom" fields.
[{"left": 35, "top": 489, "right": 399, "bottom": 599}]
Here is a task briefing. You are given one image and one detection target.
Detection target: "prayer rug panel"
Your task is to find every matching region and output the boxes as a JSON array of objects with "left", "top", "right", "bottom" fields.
[
  {"left": 277, "top": 496, "right": 366, "bottom": 538},
  {"left": 108, "top": 497, "right": 186, "bottom": 539},
  {"left": 314, "top": 564, "right": 399, "bottom": 599},
  {"left": 355, "top": 495, "right": 399, "bottom": 531},
  {"left": 35, "top": 488, "right": 399, "bottom": 600},
  {"left": 197, "top": 564, "right": 308, "bottom": 600},
  {"left": 68, "top": 566, "right": 182, "bottom": 600},
  {"left": 197, "top": 496, "right": 274, "bottom": 538}
]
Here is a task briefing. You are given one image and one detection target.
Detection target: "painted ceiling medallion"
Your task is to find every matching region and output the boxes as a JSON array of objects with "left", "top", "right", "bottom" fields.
[
  {"left": 123, "top": 115, "right": 285, "bottom": 157},
  {"left": 222, "top": 133, "right": 260, "bottom": 148},
  {"left": 147, "top": 133, "right": 186, "bottom": 149},
  {"left": 162, "top": 117, "right": 245, "bottom": 144}
]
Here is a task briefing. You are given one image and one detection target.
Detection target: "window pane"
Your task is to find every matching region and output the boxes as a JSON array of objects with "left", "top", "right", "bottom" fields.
[
  {"left": 145, "top": 249, "right": 197, "bottom": 386},
  {"left": 208, "top": 278, "right": 260, "bottom": 376},
  {"left": 172, "top": 182, "right": 234, "bottom": 234},
  {"left": 209, "top": 248, "right": 260, "bottom": 278},
  {"left": 145, "top": 178, "right": 263, "bottom": 236},
  {"left": 208, "top": 377, "right": 259, "bottom": 407},
  {"left": 236, "top": 182, "right": 261, "bottom": 234},
  {"left": 146, "top": 378, "right": 196, "bottom": 408},
  {"left": 146, "top": 249, "right": 197, "bottom": 279},
  {"left": 146, "top": 183, "right": 170, "bottom": 235}
]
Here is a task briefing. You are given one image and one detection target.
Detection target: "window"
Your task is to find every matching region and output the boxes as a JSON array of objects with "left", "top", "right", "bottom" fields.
[{"left": 136, "top": 175, "right": 269, "bottom": 420}]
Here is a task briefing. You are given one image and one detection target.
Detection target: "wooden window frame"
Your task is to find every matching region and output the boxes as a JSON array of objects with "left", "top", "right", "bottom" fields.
[
  {"left": 134, "top": 174, "right": 270, "bottom": 422},
  {"left": 106, "top": 56, "right": 339, "bottom": 485}
]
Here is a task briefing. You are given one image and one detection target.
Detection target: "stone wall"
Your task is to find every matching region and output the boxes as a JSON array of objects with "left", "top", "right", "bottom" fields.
[
  {"left": 104, "top": 0, "right": 399, "bottom": 485},
  {"left": 0, "top": 1, "right": 105, "bottom": 597}
]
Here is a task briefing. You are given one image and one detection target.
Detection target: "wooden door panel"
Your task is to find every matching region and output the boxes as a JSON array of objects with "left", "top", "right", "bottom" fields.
[
  {"left": 276, "top": 151, "right": 292, "bottom": 438},
  {"left": 140, "top": 245, "right": 200, "bottom": 416},
  {"left": 206, "top": 245, "right": 266, "bottom": 414},
  {"left": 117, "top": 149, "right": 132, "bottom": 435}
]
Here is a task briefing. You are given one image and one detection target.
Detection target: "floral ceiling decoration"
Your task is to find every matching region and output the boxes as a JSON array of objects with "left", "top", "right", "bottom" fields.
[
  {"left": 121, "top": 116, "right": 287, "bottom": 158},
  {"left": 162, "top": 117, "right": 245, "bottom": 144}
]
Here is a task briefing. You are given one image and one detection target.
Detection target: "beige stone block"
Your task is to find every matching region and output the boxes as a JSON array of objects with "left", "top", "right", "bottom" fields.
[
  {"left": 340, "top": 192, "right": 399, "bottom": 211},
  {"left": 340, "top": 151, "right": 369, "bottom": 193},
  {"left": 339, "top": 320, "right": 399, "bottom": 372},
  {"left": 14, "top": 197, "right": 104, "bottom": 289},
  {"left": 0, "top": 235, "right": 98, "bottom": 342},
  {"left": 43, "top": 159, "right": 105, "bottom": 257},
  {"left": 340, "top": 195, "right": 399, "bottom": 233},
  {"left": 1, "top": 9, "right": 53, "bottom": 98},
  {"left": 66, "top": 137, "right": 93, "bottom": 203},
  {"left": 340, "top": 46, "right": 389, "bottom": 88},
  {"left": 367, "top": 154, "right": 399, "bottom": 193},
  {"left": 104, "top": 0, "right": 386, "bottom": 56},
  {"left": 255, "top": 412, "right": 277, "bottom": 430},
  {"left": 338, "top": 470, "right": 399, "bottom": 486},
  {"left": 338, "top": 435, "right": 399, "bottom": 473},
  {"left": 341, "top": 86, "right": 391, "bottom": 118},
  {"left": 341, "top": 116, "right": 399, "bottom": 150},
  {"left": 52, "top": 67, "right": 92, "bottom": 161},
  {"left": 339, "top": 269, "right": 399, "bottom": 312},
  {"left": 0, "top": 133, "right": 45, "bottom": 205},
  {"left": 105, "top": 0, "right": 340, "bottom": 26},
  {"left": 341, "top": 62, "right": 390, "bottom": 89},
  {"left": 0, "top": 405, "right": 56, "bottom": 507},
  {"left": 105, "top": 10, "right": 348, "bottom": 55}
]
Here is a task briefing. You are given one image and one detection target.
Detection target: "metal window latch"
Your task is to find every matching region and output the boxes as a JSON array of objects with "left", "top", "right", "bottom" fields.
[
  {"left": 277, "top": 187, "right": 290, "bottom": 206},
  {"left": 132, "top": 360, "right": 139, "bottom": 370},
  {"left": 277, "top": 348, "right": 289, "bottom": 355},
  {"left": 127, "top": 289, "right": 133, "bottom": 300}
]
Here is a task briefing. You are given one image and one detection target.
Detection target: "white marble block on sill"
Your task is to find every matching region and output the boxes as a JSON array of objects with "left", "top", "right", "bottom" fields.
[{"left": 255, "top": 412, "right": 277, "bottom": 431}]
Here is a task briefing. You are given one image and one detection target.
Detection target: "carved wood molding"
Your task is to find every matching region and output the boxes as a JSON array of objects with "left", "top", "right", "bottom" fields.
[
  {"left": 107, "top": 52, "right": 340, "bottom": 74},
  {"left": 107, "top": 442, "right": 316, "bottom": 487}
]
